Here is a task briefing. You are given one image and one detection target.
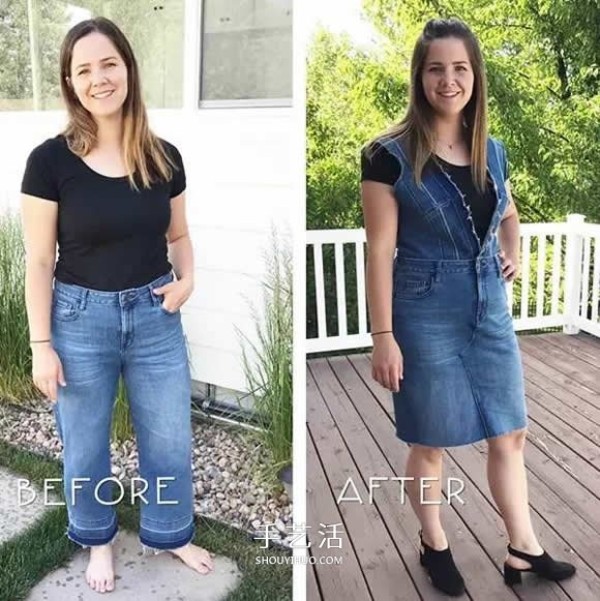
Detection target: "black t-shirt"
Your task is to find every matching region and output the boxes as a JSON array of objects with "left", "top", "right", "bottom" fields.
[
  {"left": 361, "top": 142, "right": 504, "bottom": 244},
  {"left": 21, "top": 134, "right": 186, "bottom": 291}
]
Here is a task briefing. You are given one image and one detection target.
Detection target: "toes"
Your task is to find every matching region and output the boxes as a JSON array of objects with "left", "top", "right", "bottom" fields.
[{"left": 199, "top": 559, "right": 213, "bottom": 573}]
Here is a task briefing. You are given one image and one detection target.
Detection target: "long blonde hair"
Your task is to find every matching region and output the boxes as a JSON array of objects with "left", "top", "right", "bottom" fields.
[
  {"left": 366, "top": 18, "right": 489, "bottom": 193},
  {"left": 59, "top": 17, "right": 176, "bottom": 191}
]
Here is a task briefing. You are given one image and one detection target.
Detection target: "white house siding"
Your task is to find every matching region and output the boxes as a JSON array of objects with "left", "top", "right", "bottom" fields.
[{"left": 0, "top": 107, "right": 294, "bottom": 393}]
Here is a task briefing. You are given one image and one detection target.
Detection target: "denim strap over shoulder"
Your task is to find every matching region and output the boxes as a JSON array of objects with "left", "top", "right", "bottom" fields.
[{"left": 377, "top": 134, "right": 511, "bottom": 262}]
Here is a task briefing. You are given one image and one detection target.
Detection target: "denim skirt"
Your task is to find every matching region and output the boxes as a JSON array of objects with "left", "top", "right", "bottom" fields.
[{"left": 391, "top": 253, "right": 528, "bottom": 447}]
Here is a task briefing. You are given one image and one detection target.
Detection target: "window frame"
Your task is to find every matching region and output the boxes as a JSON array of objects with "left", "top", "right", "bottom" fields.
[{"left": 194, "top": 0, "right": 293, "bottom": 109}]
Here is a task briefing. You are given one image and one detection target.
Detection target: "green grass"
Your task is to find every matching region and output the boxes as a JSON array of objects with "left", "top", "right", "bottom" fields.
[
  {"left": 0, "top": 440, "right": 293, "bottom": 601},
  {"left": 0, "top": 212, "right": 37, "bottom": 404}
]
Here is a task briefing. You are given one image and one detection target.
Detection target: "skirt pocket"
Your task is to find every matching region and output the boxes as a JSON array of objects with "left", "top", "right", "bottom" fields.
[{"left": 393, "top": 272, "right": 435, "bottom": 301}]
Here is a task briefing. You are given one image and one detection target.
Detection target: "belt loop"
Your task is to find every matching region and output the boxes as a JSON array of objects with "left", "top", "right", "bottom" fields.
[
  {"left": 434, "top": 262, "right": 441, "bottom": 282},
  {"left": 78, "top": 289, "right": 88, "bottom": 310},
  {"left": 493, "top": 253, "right": 502, "bottom": 277},
  {"left": 149, "top": 284, "right": 160, "bottom": 306}
]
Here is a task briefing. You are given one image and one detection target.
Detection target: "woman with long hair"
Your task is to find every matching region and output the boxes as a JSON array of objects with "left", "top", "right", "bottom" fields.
[
  {"left": 361, "top": 17, "right": 576, "bottom": 596},
  {"left": 20, "top": 17, "right": 213, "bottom": 593}
]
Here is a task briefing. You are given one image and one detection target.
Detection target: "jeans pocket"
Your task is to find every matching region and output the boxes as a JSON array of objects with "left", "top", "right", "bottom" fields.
[
  {"left": 394, "top": 273, "right": 435, "bottom": 300},
  {"left": 52, "top": 296, "right": 81, "bottom": 322}
]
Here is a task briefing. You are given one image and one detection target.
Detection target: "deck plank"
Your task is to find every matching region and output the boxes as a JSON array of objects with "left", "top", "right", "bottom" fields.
[
  {"left": 306, "top": 377, "right": 373, "bottom": 600},
  {"left": 307, "top": 560, "right": 321, "bottom": 601},
  {"left": 308, "top": 358, "right": 421, "bottom": 601},
  {"left": 538, "top": 333, "right": 600, "bottom": 367},
  {"left": 519, "top": 336, "right": 600, "bottom": 396},
  {"left": 308, "top": 333, "right": 600, "bottom": 600},
  {"left": 521, "top": 355, "right": 600, "bottom": 427}
]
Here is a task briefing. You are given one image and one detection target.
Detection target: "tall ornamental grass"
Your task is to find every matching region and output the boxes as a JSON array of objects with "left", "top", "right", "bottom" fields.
[
  {"left": 240, "top": 229, "right": 293, "bottom": 486},
  {"left": 0, "top": 211, "right": 37, "bottom": 404}
]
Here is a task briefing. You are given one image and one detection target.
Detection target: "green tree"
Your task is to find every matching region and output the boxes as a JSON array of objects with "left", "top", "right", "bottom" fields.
[{"left": 307, "top": 0, "right": 600, "bottom": 229}]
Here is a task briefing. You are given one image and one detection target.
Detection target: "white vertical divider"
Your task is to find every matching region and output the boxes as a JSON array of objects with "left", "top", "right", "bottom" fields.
[
  {"left": 520, "top": 235, "right": 531, "bottom": 319},
  {"left": 356, "top": 241, "right": 367, "bottom": 334},
  {"left": 313, "top": 243, "right": 327, "bottom": 339},
  {"left": 580, "top": 236, "right": 592, "bottom": 319},
  {"left": 592, "top": 237, "right": 600, "bottom": 323},
  {"left": 563, "top": 214, "right": 585, "bottom": 334},
  {"left": 536, "top": 235, "right": 546, "bottom": 317},
  {"left": 334, "top": 242, "right": 347, "bottom": 337},
  {"left": 551, "top": 233, "right": 561, "bottom": 316}
]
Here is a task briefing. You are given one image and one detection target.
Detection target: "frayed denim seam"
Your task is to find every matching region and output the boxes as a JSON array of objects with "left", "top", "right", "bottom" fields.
[
  {"left": 139, "top": 528, "right": 194, "bottom": 556},
  {"left": 459, "top": 353, "right": 491, "bottom": 438},
  {"left": 66, "top": 525, "right": 119, "bottom": 549},
  {"left": 435, "top": 159, "right": 482, "bottom": 254}
]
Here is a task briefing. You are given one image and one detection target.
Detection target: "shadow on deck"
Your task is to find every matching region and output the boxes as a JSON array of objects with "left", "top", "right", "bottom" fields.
[{"left": 306, "top": 332, "right": 600, "bottom": 601}]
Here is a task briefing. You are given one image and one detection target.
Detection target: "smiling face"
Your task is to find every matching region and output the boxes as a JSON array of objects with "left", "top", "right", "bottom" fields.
[
  {"left": 68, "top": 31, "right": 128, "bottom": 119},
  {"left": 421, "top": 37, "right": 474, "bottom": 119}
]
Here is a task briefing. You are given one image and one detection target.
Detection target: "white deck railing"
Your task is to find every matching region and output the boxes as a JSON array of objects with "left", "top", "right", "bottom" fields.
[{"left": 307, "top": 214, "right": 600, "bottom": 353}]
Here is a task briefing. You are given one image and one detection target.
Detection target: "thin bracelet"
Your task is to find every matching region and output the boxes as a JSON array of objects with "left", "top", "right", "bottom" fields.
[
  {"left": 30, "top": 339, "right": 51, "bottom": 344},
  {"left": 371, "top": 330, "right": 392, "bottom": 337}
]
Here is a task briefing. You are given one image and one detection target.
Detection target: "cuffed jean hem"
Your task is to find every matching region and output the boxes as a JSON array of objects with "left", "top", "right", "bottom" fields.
[
  {"left": 66, "top": 516, "right": 119, "bottom": 548},
  {"left": 139, "top": 517, "right": 195, "bottom": 555}
]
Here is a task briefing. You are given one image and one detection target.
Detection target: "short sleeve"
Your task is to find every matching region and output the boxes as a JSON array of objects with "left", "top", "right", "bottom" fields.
[
  {"left": 167, "top": 143, "right": 186, "bottom": 198},
  {"left": 21, "top": 144, "right": 59, "bottom": 202},
  {"left": 360, "top": 142, "right": 400, "bottom": 185}
]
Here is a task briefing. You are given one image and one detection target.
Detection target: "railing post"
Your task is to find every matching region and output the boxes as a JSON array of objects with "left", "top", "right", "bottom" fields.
[{"left": 563, "top": 214, "right": 585, "bottom": 335}]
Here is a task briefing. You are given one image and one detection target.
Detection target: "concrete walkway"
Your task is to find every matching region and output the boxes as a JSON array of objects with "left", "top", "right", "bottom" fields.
[
  {"left": 0, "top": 467, "right": 243, "bottom": 600},
  {"left": 25, "top": 531, "right": 242, "bottom": 600},
  {"left": 0, "top": 466, "right": 57, "bottom": 544}
]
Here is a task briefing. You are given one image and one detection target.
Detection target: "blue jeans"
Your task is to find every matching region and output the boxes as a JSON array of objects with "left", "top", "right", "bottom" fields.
[{"left": 51, "top": 271, "right": 195, "bottom": 551}]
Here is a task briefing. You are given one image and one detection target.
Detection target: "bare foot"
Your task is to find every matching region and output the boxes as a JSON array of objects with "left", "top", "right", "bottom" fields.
[
  {"left": 169, "top": 542, "right": 215, "bottom": 575},
  {"left": 85, "top": 543, "right": 115, "bottom": 593}
]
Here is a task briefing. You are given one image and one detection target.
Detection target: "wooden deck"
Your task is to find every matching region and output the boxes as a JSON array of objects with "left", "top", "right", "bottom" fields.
[{"left": 306, "top": 332, "right": 600, "bottom": 601}]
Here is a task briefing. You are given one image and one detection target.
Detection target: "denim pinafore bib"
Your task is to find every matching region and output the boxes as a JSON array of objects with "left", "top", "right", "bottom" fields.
[{"left": 378, "top": 135, "right": 528, "bottom": 448}]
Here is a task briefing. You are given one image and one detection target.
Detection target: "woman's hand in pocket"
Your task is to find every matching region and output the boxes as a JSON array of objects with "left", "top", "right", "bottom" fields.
[
  {"left": 371, "top": 333, "right": 404, "bottom": 392},
  {"left": 32, "top": 344, "right": 66, "bottom": 404},
  {"left": 152, "top": 276, "right": 194, "bottom": 313}
]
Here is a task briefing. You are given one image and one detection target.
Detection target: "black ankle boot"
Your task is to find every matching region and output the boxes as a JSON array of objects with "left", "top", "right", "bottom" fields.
[
  {"left": 419, "top": 529, "right": 465, "bottom": 596},
  {"left": 503, "top": 543, "right": 576, "bottom": 585}
]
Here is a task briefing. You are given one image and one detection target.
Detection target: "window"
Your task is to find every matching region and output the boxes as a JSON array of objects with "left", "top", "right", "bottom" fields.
[
  {"left": 0, "top": 0, "right": 184, "bottom": 111},
  {"left": 200, "top": 0, "right": 292, "bottom": 105}
]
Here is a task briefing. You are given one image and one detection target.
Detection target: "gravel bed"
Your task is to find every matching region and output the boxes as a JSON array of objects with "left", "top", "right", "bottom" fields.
[{"left": 0, "top": 402, "right": 293, "bottom": 548}]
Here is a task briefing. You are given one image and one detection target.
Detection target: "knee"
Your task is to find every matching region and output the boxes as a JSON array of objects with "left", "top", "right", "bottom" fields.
[
  {"left": 409, "top": 443, "right": 445, "bottom": 462},
  {"left": 488, "top": 428, "right": 527, "bottom": 455}
]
